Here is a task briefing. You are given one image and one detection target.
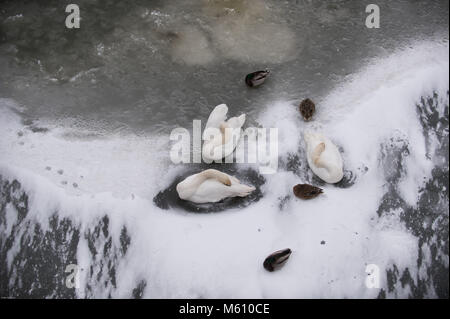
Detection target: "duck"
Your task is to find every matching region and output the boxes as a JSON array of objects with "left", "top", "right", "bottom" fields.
[
  {"left": 263, "top": 248, "right": 292, "bottom": 272},
  {"left": 299, "top": 98, "right": 315, "bottom": 121},
  {"left": 293, "top": 184, "right": 323, "bottom": 200},
  {"left": 245, "top": 70, "right": 270, "bottom": 87},
  {"left": 304, "top": 131, "right": 344, "bottom": 184},
  {"left": 202, "top": 104, "right": 246, "bottom": 162},
  {"left": 176, "top": 169, "right": 256, "bottom": 204}
]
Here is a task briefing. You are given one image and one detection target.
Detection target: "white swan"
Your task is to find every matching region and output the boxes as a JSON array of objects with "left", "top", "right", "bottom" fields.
[
  {"left": 202, "top": 104, "right": 246, "bottom": 162},
  {"left": 176, "top": 169, "right": 256, "bottom": 204},
  {"left": 304, "top": 131, "right": 344, "bottom": 184}
]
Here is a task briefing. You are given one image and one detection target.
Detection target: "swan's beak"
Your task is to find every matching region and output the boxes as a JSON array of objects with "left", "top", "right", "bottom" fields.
[{"left": 263, "top": 248, "right": 292, "bottom": 272}]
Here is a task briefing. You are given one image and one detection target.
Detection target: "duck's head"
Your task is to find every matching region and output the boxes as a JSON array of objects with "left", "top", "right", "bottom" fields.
[
  {"left": 299, "top": 98, "right": 315, "bottom": 121},
  {"left": 263, "top": 248, "right": 292, "bottom": 272}
]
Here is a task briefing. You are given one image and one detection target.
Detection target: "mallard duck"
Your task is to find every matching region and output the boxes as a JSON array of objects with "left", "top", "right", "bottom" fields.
[
  {"left": 202, "top": 104, "right": 246, "bottom": 162},
  {"left": 304, "top": 131, "right": 344, "bottom": 184},
  {"left": 176, "top": 169, "right": 256, "bottom": 204},
  {"left": 263, "top": 248, "right": 292, "bottom": 272},
  {"left": 293, "top": 184, "right": 323, "bottom": 199},
  {"left": 299, "top": 98, "right": 315, "bottom": 121},
  {"left": 245, "top": 70, "right": 270, "bottom": 87}
]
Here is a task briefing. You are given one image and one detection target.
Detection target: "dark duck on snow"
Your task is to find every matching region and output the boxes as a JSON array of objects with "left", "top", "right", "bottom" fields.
[
  {"left": 293, "top": 184, "right": 323, "bottom": 200},
  {"left": 263, "top": 248, "right": 292, "bottom": 272},
  {"left": 299, "top": 98, "right": 316, "bottom": 121}
]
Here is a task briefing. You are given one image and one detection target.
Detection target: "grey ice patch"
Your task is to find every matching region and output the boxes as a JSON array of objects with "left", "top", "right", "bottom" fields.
[
  {"left": 379, "top": 131, "right": 410, "bottom": 185},
  {"left": 376, "top": 91, "right": 449, "bottom": 298},
  {"left": 0, "top": 178, "right": 80, "bottom": 298}
]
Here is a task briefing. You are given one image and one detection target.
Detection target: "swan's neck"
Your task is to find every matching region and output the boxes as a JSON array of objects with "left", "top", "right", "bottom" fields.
[
  {"left": 187, "top": 169, "right": 230, "bottom": 188},
  {"left": 312, "top": 142, "right": 326, "bottom": 167},
  {"left": 201, "top": 169, "right": 231, "bottom": 185},
  {"left": 219, "top": 122, "right": 231, "bottom": 144}
]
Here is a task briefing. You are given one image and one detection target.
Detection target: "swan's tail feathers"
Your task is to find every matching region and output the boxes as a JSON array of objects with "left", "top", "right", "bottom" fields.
[
  {"left": 332, "top": 169, "right": 344, "bottom": 184},
  {"left": 235, "top": 184, "right": 256, "bottom": 197},
  {"left": 229, "top": 176, "right": 241, "bottom": 184},
  {"left": 320, "top": 164, "right": 344, "bottom": 183},
  {"left": 312, "top": 143, "right": 326, "bottom": 167},
  {"left": 237, "top": 114, "right": 246, "bottom": 127},
  {"left": 227, "top": 114, "right": 246, "bottom": 129}
]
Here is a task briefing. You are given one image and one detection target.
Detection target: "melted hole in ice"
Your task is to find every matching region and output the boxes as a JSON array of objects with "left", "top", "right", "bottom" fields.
[
  {"left": 170, "top": 26, "right": 216, "bottom": 66},
  {"left": 166, "top": 0, "right": 296, "bottom": 65},
  {"left": 153, "top": 166, "right": 265, "bottom": 213},
  {"left": 379, "top": 132, "right": 410, "bottom": 185},
  {"left": 211, "top": 20, "right": 296, "bottom": 64}
]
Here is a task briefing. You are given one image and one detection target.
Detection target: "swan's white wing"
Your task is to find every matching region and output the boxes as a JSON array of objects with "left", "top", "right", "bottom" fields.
[
  {"left": 304, "top": 132, "right": 344, "bottom": 184},
  {"left": 190, "top": 179, "right": 231, "bottom": 203},
  {"left": 204, "top": 104, "right": 228, "bottom": 131},
  {"left": 190, "top": 178, "right": 255, "bottom": 203}
]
